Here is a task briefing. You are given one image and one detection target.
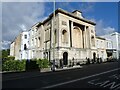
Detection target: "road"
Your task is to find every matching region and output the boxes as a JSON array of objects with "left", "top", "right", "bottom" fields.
[{"left": 2, "top": 61, "right": 120, "bottom": 90}]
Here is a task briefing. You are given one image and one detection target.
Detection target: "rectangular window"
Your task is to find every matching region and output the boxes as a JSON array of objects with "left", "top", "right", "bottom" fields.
[
  {"left": 107, "top": 42, "right": 109, "bottom": 48},
  {"left": 32, "top": 39, "right": 34, "bottom": 46},
  {"left": 45, "top": 29, "right": 50, "bottom": 42},
  {"left": 24, "top": 35, "right": 27, "bottom": 39},
  {"left": 62, "top": 21, "right": 67, "bottom": 25}
]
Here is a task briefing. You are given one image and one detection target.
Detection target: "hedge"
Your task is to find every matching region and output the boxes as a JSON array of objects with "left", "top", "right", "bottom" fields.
[
  {"left": 36, "top": 58, "right": 50, "bottom": 69},
  {"left": 2, "top": 58, "right": 50, "bottom": 72},
  {"left": 0, "top": 62, "right": 2, "bottom": 71},
  {"left": 2, "top": 56, "right": 15, "bottom": 61},
  {"left": 2, "top": 60, "right": 26, "bottom": 71}
]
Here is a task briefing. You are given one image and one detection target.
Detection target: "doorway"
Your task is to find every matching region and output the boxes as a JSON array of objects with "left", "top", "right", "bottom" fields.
[
  {"left": 93, "top": 52, "right": 96, "bottom": 62},
  {"left": 63, "top": 52, "right": 68, "bottom": 65}
]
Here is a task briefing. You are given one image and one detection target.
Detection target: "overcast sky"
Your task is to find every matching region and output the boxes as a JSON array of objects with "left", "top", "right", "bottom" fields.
[{"left": 1, "top": 2, "right": 119, "bottom": 49}]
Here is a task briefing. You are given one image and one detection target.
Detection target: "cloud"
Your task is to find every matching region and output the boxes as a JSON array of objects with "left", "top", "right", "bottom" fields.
[
  {"left": 2, "top": 2, "right": 45, "bottom": 49},
  {"left": 56, "top": 2, "right": 95, "bottom": 13},
  {"left": 80, "top": 2, "right": 95, "bottom": 13},
  {"left": 1, "top": 40, "right": 11, "bottom": 49},
  {"left": 103, "top": 27, "right": 115, "bottom": 34},
  {"left": 19, "top": 24, "right": 27, "bottom": 31},
  {"left": 94, "top": 19, "right": 116, "bottom": 36}
]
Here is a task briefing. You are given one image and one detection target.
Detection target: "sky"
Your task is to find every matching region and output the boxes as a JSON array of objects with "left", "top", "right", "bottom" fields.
[{"left": 1, "top": 2, "right": 119, "bottom": 49}]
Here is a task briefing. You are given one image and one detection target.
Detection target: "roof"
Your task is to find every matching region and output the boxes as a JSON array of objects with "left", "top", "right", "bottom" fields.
[
  {"left": 10, "top": 33, "right": 22, "bottom": 44},
  {"left": 72, "top": 10, "right": 82, "bottom": 13},
  {"left": 29, "top": 22, "right": 41, "bottom": 31},
  {"left": 96, "top": 36, "right": 106, "bottom": 40},
  {"left": 36, "top": 8, "right": 96, "bottom": 27}
]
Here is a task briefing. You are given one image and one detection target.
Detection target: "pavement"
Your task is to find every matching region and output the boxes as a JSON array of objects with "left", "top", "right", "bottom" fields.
[
  {"left": 49, "top": 65, "right": 82, "bottom": 72},
  {"left": 1, "top": 64, "right": 82, "bottom": 73},
  {"left": 2, "top": 61, "right": 120, "bottom": 90}
]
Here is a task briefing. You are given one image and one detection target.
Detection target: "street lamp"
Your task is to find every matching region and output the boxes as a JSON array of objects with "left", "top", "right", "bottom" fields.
[{"left": 52, "top": 0, "right": 56, "bottom": 72}]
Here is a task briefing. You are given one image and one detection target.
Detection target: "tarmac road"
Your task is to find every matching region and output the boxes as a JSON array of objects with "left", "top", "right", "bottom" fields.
[{"left": 2, "top": 61, "right": 120, "bottom": 90}]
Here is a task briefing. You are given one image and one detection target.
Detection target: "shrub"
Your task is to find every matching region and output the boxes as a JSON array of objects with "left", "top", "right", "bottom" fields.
[
  {"left": 2, "top": 58, "right": 50, "bottom": 72},
  {"left": 8, "top": 56, "right": 15, "bottom": 60},
  {"left": 42, "top": 59, "right": 50, "bottom": 68},
  {"left": 0, "top": 63, "right": 1, "bottom": 71},
  {"left": 26, "top": 59, "right": 39, "bottom": 71},
  {"left": 36, "top": 59, "right": 43, "bottom": 69},
  {"left": 2, "top": 60, "right": 26, "bottom": 71},
  {"left": 3, "top": 56, "right": 15, "bottom": 61},
  {"left": 36, "top": 59, "right": 50, "bottom": 69}
]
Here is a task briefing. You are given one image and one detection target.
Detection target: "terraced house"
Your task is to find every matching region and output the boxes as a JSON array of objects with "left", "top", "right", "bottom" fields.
[{"left": 10, "top": 8, "right": 109, "bottom": 67}]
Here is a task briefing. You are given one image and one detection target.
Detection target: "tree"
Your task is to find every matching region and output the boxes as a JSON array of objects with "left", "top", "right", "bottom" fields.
[{"left": 2, "top": 49, "right": 10, "bottom": 60}]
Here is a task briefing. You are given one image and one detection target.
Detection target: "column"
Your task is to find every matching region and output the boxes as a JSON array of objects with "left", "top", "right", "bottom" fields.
[
  {"left": 84, "top": 26, "right": 87, "bottom": 48},
  {"left": 85, "top": 27, "right": 88, "bottom": 48},
  {"left": 82, "top": 29, "right": 84, "bottom": 48},
  {"left": 71, "top": 21, "right": 73, "bottom": 47}
]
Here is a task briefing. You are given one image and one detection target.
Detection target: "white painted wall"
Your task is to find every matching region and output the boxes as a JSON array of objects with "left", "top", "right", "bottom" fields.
[
  {"left": 96, "top": 37, "right": 107, "bottom": 61},
  {"left": 101, "top": 32, "right": 120, "bottom": 59},
  {"left": 20, "top": 31, "right": 29, "bottom": 60}
]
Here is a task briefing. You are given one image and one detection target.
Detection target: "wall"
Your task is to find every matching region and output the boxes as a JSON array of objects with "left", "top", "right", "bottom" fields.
[
  {"left": 96, "top": 37, "right": 107, "bottom": 61},
  {"left": 10, "top": 41, "right": 15, "bottom": 56},
  {"left": 14, "top": 34, "right": 21, "bottom": 60}
]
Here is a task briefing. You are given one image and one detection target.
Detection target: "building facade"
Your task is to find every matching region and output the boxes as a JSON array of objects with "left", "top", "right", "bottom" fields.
[
  {"left": 10, "top": 33, "right": 22, "bottom": 60},
  {"left": 105, "top": 39, "right": 113, "bottom": 60},
  {"left": 10, "top": 31, "right": 29, "bottom": 60},
  {"left": 27, "top": 8, "right": 98, "bottom": 67},
  {"left": 101, "top": 32, "right": 120, "bottom": 60},
  {"left": 96, "top": 36, "right": 107, "bottom": 62},
  {"left": 10, "top": 41, "right": 15, "bottom": 57},
  {"left": 10, "top": 8, "right": 115, "bottom": 67},
  {"left": 20, "top": 31, "right": 29, "bottom": 60}
]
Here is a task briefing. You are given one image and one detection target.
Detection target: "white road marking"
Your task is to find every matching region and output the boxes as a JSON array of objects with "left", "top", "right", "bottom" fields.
[{"left": 42, "top": 68, "right": 120, "bottom": 89}]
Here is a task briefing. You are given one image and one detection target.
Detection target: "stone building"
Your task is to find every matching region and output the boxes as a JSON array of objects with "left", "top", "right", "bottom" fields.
[
  {"left": 26, "top": 23, "right": 41, "bottom": 59},
  {"left": 10, "top": 33, "right": 21, "bottom": 60},
  {"left": 10, "top": 31, "right": 29, "bottom": 60},
  {"left": 11, "top": 8, "right": 113, "bottom": 66},
  {"left": 27, "top": 8, "right": 98, "bottom": 67},
  {"left": 10, "top": 41, "right": 15, "bottom": 57}
]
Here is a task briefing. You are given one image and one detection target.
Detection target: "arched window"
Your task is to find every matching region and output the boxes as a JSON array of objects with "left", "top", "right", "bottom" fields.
[
  {"left": 73, "top": 26, "right": 82, "bottom": 48},
  {"left": 24, "top": 44, "right": 27, "bottom": 50},
  {"left": 62, "top": 30, "right": 68, "bottom": 43}
]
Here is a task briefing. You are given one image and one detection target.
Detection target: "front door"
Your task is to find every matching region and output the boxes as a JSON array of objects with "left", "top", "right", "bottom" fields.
[
  {"left": 63, "top": 52, "right": 68, "bottom": 65},
  {"left": 93, "top": 52, "right": 96, "bottom": 62}
]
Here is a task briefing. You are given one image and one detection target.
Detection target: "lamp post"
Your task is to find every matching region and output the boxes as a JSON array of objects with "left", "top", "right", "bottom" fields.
[{"left": 52, "top": 0, "right": 56, "bottom": 72}]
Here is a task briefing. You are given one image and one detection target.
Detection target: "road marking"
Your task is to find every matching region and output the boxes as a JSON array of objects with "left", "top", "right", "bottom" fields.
[{"left": 42, "top": 68, "right": 120, "bottom": 89}]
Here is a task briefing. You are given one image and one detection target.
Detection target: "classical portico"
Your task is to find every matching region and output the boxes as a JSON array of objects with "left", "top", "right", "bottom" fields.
[{"left": 29, "top": 8, "right": 97, "bottom": 67}]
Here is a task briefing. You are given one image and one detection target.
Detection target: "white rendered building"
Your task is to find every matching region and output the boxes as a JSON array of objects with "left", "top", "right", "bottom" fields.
[
  {"left": 96, "top": 36, "right": 107, "bottom": 62},
  {"left": 10, "top": 31, "right": 29, "bottom": 60},
  {"left": 20, "top": 31, "right": 29, "bottom": 60},
  {"left": 101, "top": 32, "right": 120, "bottom": 60}
]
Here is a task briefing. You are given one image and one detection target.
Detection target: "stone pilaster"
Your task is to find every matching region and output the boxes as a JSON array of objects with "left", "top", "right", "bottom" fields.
[
  {"left": 71, "top": 21, "right": 73, "bottom": 47},
  {"left": 84, "top": 26, "right": 86, "bottom": 48}
]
